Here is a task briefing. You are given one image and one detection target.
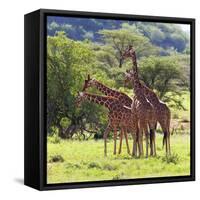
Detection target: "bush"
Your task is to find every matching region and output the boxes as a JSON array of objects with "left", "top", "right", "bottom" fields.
[
  {"left": 47, "top": 126, "right": 61, "bottom": 144},
  {"left": 162, "top": 153, "right": 179, "bottom": 165},
  {"left": 49, "top": 155, "right": 64, "bottom": 163},
  {"left": 94, "top": 132, "right": 103, "bottom": 140},
  {"left": 65, "top": 162, "right": 81, "bottom": 169},
  {"left": 112, "top": 174, "right": 121, "bottom": 180},
  {"left": 103, "top": 163, "right": 118, "bottom": 171},
  {"left": 47, "top": 135, "right": 61, "bottom": 144},
  {"left": 88, "top": 162, "right": 101, "bottom": 169}
]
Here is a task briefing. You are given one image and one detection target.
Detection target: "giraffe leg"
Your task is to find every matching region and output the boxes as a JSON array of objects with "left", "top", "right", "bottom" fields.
[
  {"left": 132, "top": 132, "right": 137, "bottom": 157},
  {"left": 164, "top": 131, "right": 168, "bottom": 156},
  {"left": 159, "top": 121, "right": 169, "bottom": 156},
  {"left": 137, "top": 121, "right": 143, "bottom": 157},
  {"left": 136, "top": 135, "right": 140, "bottom": 157},
  {"left": 138, "top": 128, "right": 143, "bottom": 157},
  {"left": 145, "top": 133, "right": 149, "bottom": 158},
  {"left": 168, "top": 133, "right": 171, "bottom": 156},
  {"left": 103, "top": 126, "right": 110, "bottom": 157},
  {"left": 113, "top": 127, "right": 117, "bottom": 155},
  {"left": 134, "top": 135, "right": 138, "bottom": 157},
  {"left": 136, "top": 130, "right": 140, "bottom": 157},
  {"left": 165, "top": 132, "right": 171, "bottom": 156},
  {"left": 150, "top": 129, "right": 153, "bottom": 156},
  {"left": 144, "top": 126, "right": 149, "bottom": 158},
  {"left": 118, "top": 128, "right": 124, "bottom": 154},
  {"left": 153, "top": 130, "right": 156, "bottom": 156},
  {"left": 150, "top": 128, "right": 156, "bottom": 156},
  {"left": 124, "top": 128, "right": 131, "bottom": 155}
]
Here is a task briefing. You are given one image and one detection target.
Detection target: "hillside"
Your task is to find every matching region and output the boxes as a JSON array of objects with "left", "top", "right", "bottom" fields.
[{"left": 47, "top": 16, "right": 190, "bottom": 53}]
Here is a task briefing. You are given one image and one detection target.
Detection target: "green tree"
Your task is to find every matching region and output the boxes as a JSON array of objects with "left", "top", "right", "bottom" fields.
[
  {"left": 99, "top": 28, "right": 159, "bottom": 67},
  {"left": 137, "top": 56, "right": 189, "bottom": 109},
  {"left": 47, "top": 32, "right": 107, "bottom": 139}
]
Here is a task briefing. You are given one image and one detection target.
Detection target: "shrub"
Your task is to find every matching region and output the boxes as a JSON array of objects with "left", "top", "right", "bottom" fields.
[
  {"left": 103, "top": 163, "right": 118, "bottom": 171},
  {"left": 112, "top": 174, "right": 121, "bottom": 180},
  {"left": 88, "top": 162, "right": 101, "bottom": 169},
  {"left": 47, "top": 135, "right": 61, "bottom": 144},
  {"left": 65, "top": 162, "right": 81, "bottom": 169},
  {"left": 94, "top": 132, "right": 103, "bottom": 140},
  {"left": 47, "top": 126, "right": 61, "bottom": 144},
  {"left": 49, "top": 155, "right": 64, "bottom": 163},
  {"left": 162, "top": 153, "right": 179, "bottom": 165}
]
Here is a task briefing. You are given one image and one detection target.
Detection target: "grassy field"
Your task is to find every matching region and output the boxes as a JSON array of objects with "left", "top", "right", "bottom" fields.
[{"left": 47, "top": 134, "right": 190, "bottom": 184}]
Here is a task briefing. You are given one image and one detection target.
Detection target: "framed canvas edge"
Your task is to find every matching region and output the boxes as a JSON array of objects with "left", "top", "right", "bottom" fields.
[{"left": 35, "top": 9, "right": 195, "bottom": 191}]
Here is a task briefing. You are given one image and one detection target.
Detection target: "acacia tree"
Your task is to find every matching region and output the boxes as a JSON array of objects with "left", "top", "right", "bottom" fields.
[
  {"left": 98, "top": 28, "right": 159, "bottom": 67},
  {"left": 137, "top": 55, "right": 189, "bottom": 109}
]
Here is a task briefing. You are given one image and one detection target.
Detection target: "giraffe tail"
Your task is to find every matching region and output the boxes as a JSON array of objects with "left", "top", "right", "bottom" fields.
[
  {"left": 155, "top": 122, "right": 157, "bottom": 130},
  {"left": 162, "top": 132, "right": 167, "bottom": 149},
  {"left": 162, "top": 137, "right": 165, "bottom": 148},
  {"left": 163, "top": 108, "right": 171, "bottom": 148}
]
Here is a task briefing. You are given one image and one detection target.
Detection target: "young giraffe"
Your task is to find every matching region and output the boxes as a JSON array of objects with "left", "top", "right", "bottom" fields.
[
  {"left": 75, "top": 92, "right": 138, "bottom": 156},
  {"left": 82, "top": 75, "right": 155, "bottom": 157},
  {"left": 122, "top": 45, "right": 171, "bottom": 156}
]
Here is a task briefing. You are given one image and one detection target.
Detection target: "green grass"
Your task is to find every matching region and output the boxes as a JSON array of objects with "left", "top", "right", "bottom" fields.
[{"left": 47, "top": 134, "right": 190, "bottom": 184}]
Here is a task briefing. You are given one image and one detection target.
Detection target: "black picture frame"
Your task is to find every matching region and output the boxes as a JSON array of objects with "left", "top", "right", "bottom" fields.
[{"left": 24, "top": 9, "right": 195, "bottom": 191}]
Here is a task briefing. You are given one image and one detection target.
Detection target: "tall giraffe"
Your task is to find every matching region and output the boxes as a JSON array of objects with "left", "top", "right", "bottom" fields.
[
  {"left": 82, "top": 75, "right": 156, "bottom": 157},
  {"left": 122, "top": 45, "right": 171, "bottom": 155},
  {"left": 75, "top": 92, "right": 138, "bottom": 156}
]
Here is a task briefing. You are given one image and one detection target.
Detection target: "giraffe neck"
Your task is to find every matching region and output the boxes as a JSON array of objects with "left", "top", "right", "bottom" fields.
[
  {"left": 130, "top": 51, "right": 160, "bottom": 106},
  {"left": 83, "top": 93, "right": 116, "bottom": 110},
  {"left": 142, "top": 84, "right": 160, "bottom": 106},
  {"left": 91, "top": 79, "right": 132, "bottom": 107},
  {"left": 131, "top": 52, "right": 138, "bottom": 72},
  {"left": 129, "top": 52, "right": 160, "bottom": 106},
  {"left": 93, "top": 80, "right": 121, "bottom": 98},
  {"left": 131, "top": 70, "right": 149, "bottom": 105}
]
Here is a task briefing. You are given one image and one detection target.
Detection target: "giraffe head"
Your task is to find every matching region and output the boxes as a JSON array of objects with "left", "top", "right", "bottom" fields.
[
  {"left": 121, "top": 45, "right": 138, "bottom": 72},
  {"left": 82, "top": 74, "right": 95, "bottom": 91},
  {"left": 75, "top": 92, "right": 86, "bottom": 107},
  {"left": 121, "top": 45, "right": 135, "bottom": 60},
  {"left": 119, "top": 45, "right": 134, "bottom": 67},
  {"left": 124, "top": 69, "right": 135, "bottom": 85}
]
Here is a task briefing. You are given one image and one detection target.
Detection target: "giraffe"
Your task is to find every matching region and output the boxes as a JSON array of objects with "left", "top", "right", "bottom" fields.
[
  {"left": 75, "top": 92, "right": 138, "bottom": 157},
  {"left": 122, "top": 45, "right": 171, "bottom": 156},
  {"left": 124, "top": 72, "right": 157, "bottom": 157},
  {"left": 82, "top": 75, "right": 132, "bottom": 107},
  {"left": 82, "top": 75, "right": 138, "bottom": 154},
  {"left": 82, "top": 75, "right": 156, "bottom": 157}
]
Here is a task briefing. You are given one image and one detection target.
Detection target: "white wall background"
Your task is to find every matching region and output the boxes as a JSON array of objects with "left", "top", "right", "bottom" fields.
[{"left": 0, "top": 0, "right": 198, "bottom": 198}]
